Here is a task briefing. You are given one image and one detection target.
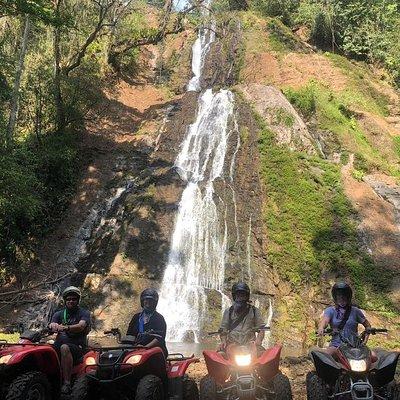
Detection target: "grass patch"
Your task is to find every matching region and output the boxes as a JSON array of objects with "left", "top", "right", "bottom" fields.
[
  {"left": 284, "top": 84, "right": 316, "bottom": 118},
  {"left": 257, "top": 117, "right": 394, "bottom": 312},
  {"left": 283, "top": 81, "right": 400, "bottom": 177},
  {"left": 272, "top": 107, "right": 295, "bottom": 127},
  {"left": 0, "top": 333, "right": 20, "bottom": 342},
  {"left": 393, "top": 137, "right": 400, "bottom": 158},
  {"left": 266, "top": 19, "right": 301, "bottom": 52},
  {"left": 325, "top": 53, "right": 390, "bottom": 117},
  {"left": 240, "top": 127, "right": 250, "bottom": 143}
]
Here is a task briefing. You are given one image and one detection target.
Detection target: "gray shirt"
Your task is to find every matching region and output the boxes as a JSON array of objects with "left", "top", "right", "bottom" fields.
[{"left": 220, "top": 305, "right": 264, "bottom": 343}]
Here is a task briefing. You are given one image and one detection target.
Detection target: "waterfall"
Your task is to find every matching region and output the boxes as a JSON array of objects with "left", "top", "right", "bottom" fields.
[
  {"left": 158, "top": 89, "right": 236, "bottom": 342},
  {"left": 159, "top": 0, "right": 248, "bottom": 343},
  {"left": 187, "top": 23, "right": 215, "bottom": 92},
  {"left": 185, "top": 0, "right": 215, "bottom": 92}
]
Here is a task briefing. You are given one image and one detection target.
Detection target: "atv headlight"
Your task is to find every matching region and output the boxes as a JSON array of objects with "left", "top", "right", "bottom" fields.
[
  {"left": 349, "top": 359, "right": 367, "bottom": 372},
  {"left": 85, "top": 357, "right": 96, "bottom": 366},
  {"left": 0, "top": 355, "right": 12, "bottom": 365},
  {"left": 126, "top": 355, "right": 142, "bottom": 365},
  {"left": 234, "top": 354, "right": 252, "bottom": 367}
]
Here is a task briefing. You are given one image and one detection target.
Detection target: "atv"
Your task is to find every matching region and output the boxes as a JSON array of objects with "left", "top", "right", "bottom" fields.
[
  {"left": 71, "top": 328, "right": 200, "bottom": 400},
  {"left": 307, "top": 327, "right": 399, "bottom": 400},
  {"left": 200, "top": 325, "right": 292, "bottom": 400},
  {"left": 0, "top": 326, "right": 96, "bottom": 400}
]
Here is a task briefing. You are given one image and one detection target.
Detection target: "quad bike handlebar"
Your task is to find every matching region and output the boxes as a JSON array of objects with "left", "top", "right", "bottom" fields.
[
  {"left": 104, "top": 328, "right": 164, "bottom": 345},
  {"left": 317, "top": 327, "right": 387, "bottom": 336},
  {"left": 208, "top": 324, "right": 271, "bottom": 336},
  {"left": 317, "top": 327, "right": 388, "bottom": 347}
]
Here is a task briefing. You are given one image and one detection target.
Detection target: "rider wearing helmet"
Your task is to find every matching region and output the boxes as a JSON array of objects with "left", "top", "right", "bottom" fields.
[
  {"left": 220, "top": 282, "right": 264, "bottom": 350},
  {"left": 318, "top": 282, "right": 371, "bottom": 355},
  {"left": 126, "top": 288, "right": 168, "bottom": 356},
  {"left": 49, "top": 286, "right": 91, "bottom": 394}
]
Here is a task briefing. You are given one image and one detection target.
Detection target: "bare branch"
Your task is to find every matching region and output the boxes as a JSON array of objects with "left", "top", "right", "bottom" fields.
[
  {"left": 63, "top": 0, "right": 117, "bottom": 76},
  {"left": 0, "top": 272, "right": 72, "bottom": 298}
]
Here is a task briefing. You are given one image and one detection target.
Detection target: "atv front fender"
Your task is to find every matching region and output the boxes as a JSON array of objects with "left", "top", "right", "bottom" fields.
[
  {"left": 370, "top": 351, "right": 399, "bottom": 387},
  {"left": 311, "top": 350, "right": 341, "bottom": 385}
]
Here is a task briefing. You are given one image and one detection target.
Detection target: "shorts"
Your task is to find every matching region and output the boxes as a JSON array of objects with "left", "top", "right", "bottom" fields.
[{"left": 53, "top": 342, "right": 85, "bottom": 365}]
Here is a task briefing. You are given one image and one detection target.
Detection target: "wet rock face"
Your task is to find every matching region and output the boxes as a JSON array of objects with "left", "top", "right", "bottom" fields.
[
  {"left": 201, "top": 21, "right": 243, "bottom": 88},
  {"left": 362, "top": 174, "right": 400, "bottom": 306},
  {"left": 14, "top": 93, "right": 200, "bottom": 331},
  {"left": 238, "top": 84, "right": 317, "bottom": 155}
]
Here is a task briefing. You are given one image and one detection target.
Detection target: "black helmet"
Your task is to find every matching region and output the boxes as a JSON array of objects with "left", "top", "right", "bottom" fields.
[
  {"left": 62, "top": 286, "right": 81, "bottom": 300},
  {"left": 332, "top": 282, "right": 353, "bottom": 304},
  {"left": 140, "top": 288, "right": 159, "bottom": 308},
  {"left": 231, "top": 282, "right": 250, "bottom": 301}
]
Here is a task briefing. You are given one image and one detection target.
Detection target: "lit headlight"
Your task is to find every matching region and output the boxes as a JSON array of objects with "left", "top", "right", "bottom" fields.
[
  {"left": 126, "top": 355, "right": 142, "bottom": 365},
  {"left": 85, "top": 357, "right": 96, "bottom": 366},
  {"left": 349, "top": 359, "right": 367, "bottom": 372},
  {"left": 234, "top": 354, "right": 252, "bottom": 367},
  {"left": 0, "top": 355, "right": 13, "bottom": 364}
]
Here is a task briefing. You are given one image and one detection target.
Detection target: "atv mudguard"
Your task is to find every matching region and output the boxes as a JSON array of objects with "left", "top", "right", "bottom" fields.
[
  {"left": 370, "top": 351, "right": 399, "bottom": 387},
  {"left": 203, "top": 350, "right": 231, "bottom": 385},
  {"left": 0, "top": 343, "right": 61, "bottom": 391},
  {"left": 256, "top": 344, "right": 282, "bottom": 382},
  {"left": 311, "top": 350, "right": 341, "bottom": 385}
]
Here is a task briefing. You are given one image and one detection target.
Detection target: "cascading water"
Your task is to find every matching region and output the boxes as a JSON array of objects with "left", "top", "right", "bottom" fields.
[
  {"left": 159, "top": 0, "right": 271, "bottom": 343},
  {"left": 158, "top": 89, "right": 236, "bottom": 342},
  {"left": 187, "top": 24, "right": 215, "bottom": 92}
]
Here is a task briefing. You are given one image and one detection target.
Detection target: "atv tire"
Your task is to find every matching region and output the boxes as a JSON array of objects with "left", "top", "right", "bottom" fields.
[
  {"left": 388, "top": 381, "right": 400, "bottom": 400},
  {"left": 136, "top": 375, "right": 164, "bottom": 400},
  {"left": 6, "top": 371, "right": 51, "bottom": 400},
  {"left": 70, "top": 375, "right": 96, "bottom": 400},
  {"left": 306, "top": 371, "right": 328, "bottom": 400},
  {"left": 200, "top": 375, "right": 217, "bottom": 400},
  {"left": 273, "top": 372, "right": 292, "bottom": 400},
  {"left": 184, "top": 377, "right": 199, "bottom": 400}
]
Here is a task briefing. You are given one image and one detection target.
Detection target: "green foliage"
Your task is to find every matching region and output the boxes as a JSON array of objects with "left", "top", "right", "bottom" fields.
[
  {"left": 258, "top": 122, "right": 394, "bottom": 310},
  {"left": 0, "top": 132, "right": 78, "bottom": 284},
  {"left": 284, "top": 83, "right": 316, "bottom": 117},
  {"left": 266, "top": 19, "right": 300, "bottom": 51},
  {"left": 252, "top": 0, "right": 299, "bottom": 25},
  {"left": 0, "top": 0, "right": 55, "bottom": 23},
  {"left": 284, "top": 0, "right": 400, "bottom": 86}
]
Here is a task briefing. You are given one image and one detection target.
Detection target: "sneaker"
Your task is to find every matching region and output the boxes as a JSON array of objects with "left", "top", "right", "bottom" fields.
[{"left": 61, "top": 383, "right": 72, "bottom": 395}]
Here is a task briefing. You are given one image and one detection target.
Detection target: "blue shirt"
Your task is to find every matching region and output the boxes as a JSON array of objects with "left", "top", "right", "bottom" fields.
[{"left": 324, "top": 306, "right": 366, "bottom": 347}]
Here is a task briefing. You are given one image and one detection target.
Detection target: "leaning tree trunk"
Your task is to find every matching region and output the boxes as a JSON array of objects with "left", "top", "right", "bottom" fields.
[
  {"left": 6, "top": 15, "right": 30, "bottom": 146},
  {"left": 53, "top": 0, "right": 65, "bottom": 133}
]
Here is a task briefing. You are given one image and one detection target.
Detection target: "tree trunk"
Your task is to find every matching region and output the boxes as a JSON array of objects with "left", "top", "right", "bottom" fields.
[
  {"left": 53, "top": 0, "right": 65, "bottom": 133},
  {"left": 6, "top": 15, "right": 30, "bottom": 146}
]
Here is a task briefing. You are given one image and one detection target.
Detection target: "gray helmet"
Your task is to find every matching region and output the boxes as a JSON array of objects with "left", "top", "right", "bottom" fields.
[
  {"left": 62, "top": 286, "right": 81, "bottom": 300},
  {"left": 140, "top": 288, "right": 159, "bottom": 308},
  {"left": 231, "top": 282, "right": 250, "bottom": 301},
  {"left": 332, "top": 282, "right": 352, "bottom": 304}
]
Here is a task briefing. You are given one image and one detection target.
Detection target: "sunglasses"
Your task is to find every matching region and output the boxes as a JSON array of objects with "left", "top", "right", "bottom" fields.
[{"left": 65, "top": 297, "right": 79, "bottom": 302}]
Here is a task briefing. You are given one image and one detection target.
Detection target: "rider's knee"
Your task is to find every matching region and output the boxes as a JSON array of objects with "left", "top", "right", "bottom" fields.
[{"left": 60, "top": 344, "right": 71, "bottom": 356}]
